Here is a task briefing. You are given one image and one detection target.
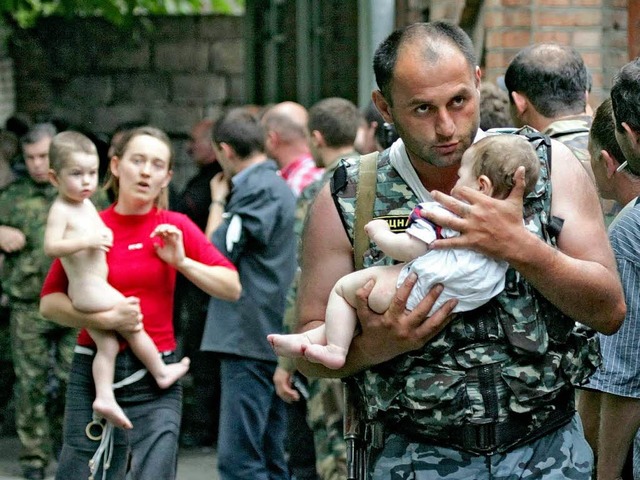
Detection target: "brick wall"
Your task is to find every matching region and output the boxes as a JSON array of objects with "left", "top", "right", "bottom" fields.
[
  {"left": 8, "top": 15, "right": 244, "bottom": 190},
  {"left": 482, "top": 0, "right": 629, "bottom": 107}
]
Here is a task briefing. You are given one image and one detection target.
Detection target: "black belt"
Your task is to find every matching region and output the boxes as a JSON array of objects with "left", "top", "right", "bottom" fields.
[{"left": 391, "top": 401, "right": 575, "bottom": 455}]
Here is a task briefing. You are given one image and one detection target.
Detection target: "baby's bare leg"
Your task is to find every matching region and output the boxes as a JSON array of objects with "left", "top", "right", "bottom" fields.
[
  {"left": 304, "top": 265, "right": 403, "bottom": 368},
  {"left": 88, "top": 328, "right": 132, "bottom": 429},
  {"left": 121, "top": 330, "right": 190, "bottom": 389}
]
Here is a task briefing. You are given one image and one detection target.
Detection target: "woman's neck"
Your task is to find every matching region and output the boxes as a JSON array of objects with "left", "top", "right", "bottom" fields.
[{"left": 114, "top": 198, "right": 155, "bottom": 215}]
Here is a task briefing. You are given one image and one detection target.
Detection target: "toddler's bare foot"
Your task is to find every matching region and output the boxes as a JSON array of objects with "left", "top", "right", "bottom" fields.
[
  {"left": 156, "top": 357, "right": 190, "bottom": 389},
  {"left": 304, "top": 344, "right": 347, "bottom": 370},
  {"left": 267, "top": 333, "right": 311, "bottom": 358},
  {"left": 93, "top": 398, "right": 133, "bottom": 429}
]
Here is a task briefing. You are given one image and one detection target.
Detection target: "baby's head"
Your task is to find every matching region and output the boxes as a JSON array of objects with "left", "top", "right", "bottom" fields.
[
  {"left": 48, "top": 131, "right": 100, "bottom": 198},
  {"left": 455, "top": 134, "right": 541, "bottom": 199}
]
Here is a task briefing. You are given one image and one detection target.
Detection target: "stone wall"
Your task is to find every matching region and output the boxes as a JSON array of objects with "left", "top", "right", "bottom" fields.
[
  {"left": 9, "top": 14, "right": 244, "bottom": 190},
  {"left": 0, "top": 23, "right": 15, "bottom": 127}
]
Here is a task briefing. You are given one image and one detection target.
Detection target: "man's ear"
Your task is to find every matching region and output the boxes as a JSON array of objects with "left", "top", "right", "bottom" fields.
[
  {"left": 510, "top": 91, "right": 528, "bottom": 117},
  {"left": 622, "top": 122, "right": 640, "bottom": 149},
  {"left": 478, "top": 174, "right": 494, "bottom": 196},
  {"left": 265, "top": 129, "right": 279, "bottom": 150},
  {"left": 310, "top": 129, "right": 325, "bottom": 149},
  {"left": 602, "top": 149, "right": 620, "bottom": 178},
  {"left": 219, "top": 142, "right": 234, "bottom": 160},
  {"left": 372, "top": 90, "right": 393, "bottom": 125}
]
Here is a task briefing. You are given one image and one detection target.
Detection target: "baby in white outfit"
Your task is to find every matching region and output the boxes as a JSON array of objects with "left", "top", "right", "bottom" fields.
[{"left": 268, "top": 134, "right": 541, "bottom": 369}]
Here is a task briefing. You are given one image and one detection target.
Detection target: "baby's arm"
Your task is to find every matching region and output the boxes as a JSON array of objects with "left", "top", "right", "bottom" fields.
[
  {"left": 44, "top": 203, "right": 113, "bottom": 258},
  {"left": 365, "top": 219, "right": 428, "bottom": 262}
]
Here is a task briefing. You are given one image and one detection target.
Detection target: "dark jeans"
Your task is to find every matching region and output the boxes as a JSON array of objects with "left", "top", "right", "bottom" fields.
[
  {"left": 218, "top": 355, "right": 289, "bottom": 480},
  {"left": 55, "top": 348, "right": 182, "bottom": 480},
  {"left": 286, "top": 378, "right": 318, "bottom": 480}
]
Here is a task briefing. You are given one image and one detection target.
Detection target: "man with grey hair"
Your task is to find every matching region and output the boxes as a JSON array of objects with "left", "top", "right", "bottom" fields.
[{"left": 0, "top": 123, "right": 77, "bottom": 480}]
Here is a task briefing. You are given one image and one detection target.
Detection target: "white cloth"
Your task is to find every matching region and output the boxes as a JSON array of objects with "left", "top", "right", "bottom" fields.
[{"left": 396, "top": 202, "right": 508, "bottom": 314}]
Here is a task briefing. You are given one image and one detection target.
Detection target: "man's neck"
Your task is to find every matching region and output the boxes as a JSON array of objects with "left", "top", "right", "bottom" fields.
[
  {"left": 323, "top": 145, "right": 357, "bottom": 168},
  {"left": 613, "top": 175, "right": 640, "bottom": 206},
  {"left": 536, "top": 111, "right": 588, "bottom": 132},
  {"left": 234, "top": 152, "right": 267, "bottom": 175},
  {"left": 274, "top": 144, "right": 310, "bottom": 170}
]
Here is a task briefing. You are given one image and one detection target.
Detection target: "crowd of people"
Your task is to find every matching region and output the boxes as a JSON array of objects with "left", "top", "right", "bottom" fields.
[{"left": 0, "top": 18, "right": 638, "bottom": 480}]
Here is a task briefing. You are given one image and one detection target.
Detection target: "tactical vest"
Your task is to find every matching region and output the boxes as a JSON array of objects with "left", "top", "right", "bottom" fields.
[{"left": 330, "top": 127, "right": 600, "bottom": 454}]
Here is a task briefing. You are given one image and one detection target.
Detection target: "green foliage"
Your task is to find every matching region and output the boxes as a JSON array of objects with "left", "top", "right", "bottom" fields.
[{"left": 1, "top": 0, "right": 245, "bottom": 28}]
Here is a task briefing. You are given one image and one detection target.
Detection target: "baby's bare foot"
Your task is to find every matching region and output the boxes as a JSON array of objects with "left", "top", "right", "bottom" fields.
[
  {"left": 93, "top": 398, "right": 133, "bottom": 429},
  {"left": 267, "top": 334, "right": 310, "bottom": 358},
  {"left": 156, "top": 357, "right": 190, "bottom": 389},
  {"left": 304, "top": 344, "right": 347, "bottom": 370}
]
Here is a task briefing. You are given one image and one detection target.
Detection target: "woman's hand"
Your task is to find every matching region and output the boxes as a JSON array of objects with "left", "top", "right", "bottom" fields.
[{"left": 150, "top": 223, "right": 186, "bottom": 267}]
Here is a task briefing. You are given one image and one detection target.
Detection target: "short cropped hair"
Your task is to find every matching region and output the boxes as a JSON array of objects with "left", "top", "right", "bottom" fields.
[
  {"left": 49, "top": 131, "right": 98, "bottom": 172},
  {"left": 590, "top": 98, "right": 627, "bottom": 168},
  {"left": 308, "top": 97, "right": 359, "bottom": 148},
  {"left": 470, "top": 134, "right": 540, "bottom": 198},
  {"left": 214, "top": 108, "right": 265, "bottom": 159},
  {"left": 504, "top": 43, "right": 588, "bottom": 118},
  {"left": 611, "top": 57, "right": 640, "bottom": 134},
  {"left": 373, "top": 21, "right": 476, "bottom": 104},
  {"left": 21, "top": 123, "right": 57, "bottom": 148}
]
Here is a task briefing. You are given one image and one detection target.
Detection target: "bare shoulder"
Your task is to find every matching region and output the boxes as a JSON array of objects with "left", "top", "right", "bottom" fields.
[
  {"left": 297, "top": 183, "right": 354, "bottom": 330},
  {"left": 548, "top": 139, "right": 612, "bottom": 263}
]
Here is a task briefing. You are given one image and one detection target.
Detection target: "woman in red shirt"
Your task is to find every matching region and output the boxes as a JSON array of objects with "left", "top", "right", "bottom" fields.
[{"left": 40, "top": 126, "right": 240, "bottom": 480}]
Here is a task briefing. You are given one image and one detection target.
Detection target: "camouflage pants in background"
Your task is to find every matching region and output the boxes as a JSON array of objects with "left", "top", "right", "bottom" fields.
[
  {"left": 370, "top": 414, "right": 593, "bottom": 479},
  {"left": 9, "top": 301, "right": 76, "bottom": 470},
  {"left": 306, "top": 377, "right": 347, "bottom": 480}
]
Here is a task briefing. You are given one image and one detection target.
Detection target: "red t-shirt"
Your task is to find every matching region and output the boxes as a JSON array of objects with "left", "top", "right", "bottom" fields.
[{"left": 41, "top": 205, "right": 235, "bottom": 352}]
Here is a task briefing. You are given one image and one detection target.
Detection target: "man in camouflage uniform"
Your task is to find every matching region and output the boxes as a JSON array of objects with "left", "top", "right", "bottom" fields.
[
  {"left": 503, "top": 43, "right": 618, "bottom": 224},
  {"left": 0, "top": 124, "right": 77, "bottom": 480},
  {"left": 295, "top": 22, "right": 625, "bottom": 479},
  {"left": 273, "top": 97, "right": 362, "bottom": 480}
]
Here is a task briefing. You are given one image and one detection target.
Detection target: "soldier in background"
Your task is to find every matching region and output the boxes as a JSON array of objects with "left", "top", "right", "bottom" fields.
[
  {"left": 503, "top": 42, "right": 618, "bottom": 223},
  {"left": 273, "top": 97, "right": 375, "bottom": 480},
  {"left": 0, "top": 123, "right": 77, "bottom": 480}
]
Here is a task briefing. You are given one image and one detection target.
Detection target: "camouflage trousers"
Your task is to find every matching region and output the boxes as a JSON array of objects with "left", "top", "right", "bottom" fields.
[
  {"left": 306, "top": 377, "right": 347, "bottom": 480},
  {"left": 9, "top": 300, "right": 77, "bottom": 470},
  {"left": 370, "top": 413, "right": 593, "bottom": 479}
]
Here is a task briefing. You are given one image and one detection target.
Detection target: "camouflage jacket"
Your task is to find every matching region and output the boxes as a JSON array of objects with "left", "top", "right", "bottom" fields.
[
  {"left": 0, "top": 177, "right": 58, "bottom": 302},
  {"left": 331, "top": 128, "right": 600, "bottom": 452},
  {"left": 543, "top": 115, "right": 591, "bottom": 168}
]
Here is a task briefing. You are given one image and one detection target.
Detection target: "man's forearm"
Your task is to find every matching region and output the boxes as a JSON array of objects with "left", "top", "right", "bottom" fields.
[{"left": 508, "top": 232, "right": 625, "bottom": 334}]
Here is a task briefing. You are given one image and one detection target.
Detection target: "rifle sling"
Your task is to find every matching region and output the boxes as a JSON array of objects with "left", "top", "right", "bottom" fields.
[{"left": 353, "top": 152, "right": 379, "bottom": 270}]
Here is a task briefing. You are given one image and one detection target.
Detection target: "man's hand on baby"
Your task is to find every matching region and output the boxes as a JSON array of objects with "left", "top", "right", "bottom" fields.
[
  {"left": 427, "top": 166, "right": 528, "bottom": 260},
  {"left": 353, "top": 273, "right": 457, "bottom": 366}
]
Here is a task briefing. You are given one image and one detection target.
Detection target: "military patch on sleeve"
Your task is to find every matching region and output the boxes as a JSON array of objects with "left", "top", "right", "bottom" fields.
[{"left": 374, "top": 215, "right": 411, "bottom": 233}]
